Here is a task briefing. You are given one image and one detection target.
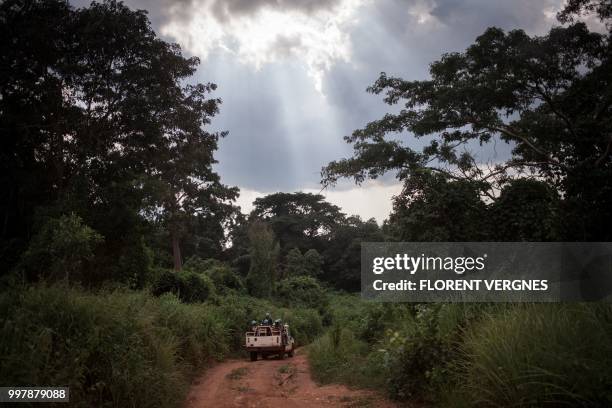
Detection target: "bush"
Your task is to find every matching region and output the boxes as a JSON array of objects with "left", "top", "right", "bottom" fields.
[
  {"left": 206, "top": 266, "right": 245, "bottom": 294},
  {"left": 280, "top": 307, "right": 323, "bottom": 345},
  {"left": 383, "top": 304, "right": 484, "bottom": 401},
  {"left": 307, "top": 299, "right": 492, "bottom": 403},
  {"left": 152, "top": 270, "right": 185, "bottom": 297},
  {"left": 151, "top": 270, "right": 215, "bottom": 303},
  {"left": 276, "top": 275, "right": 327, "bottom": 311},
  {"left": 182, "top": 273, "right": 215, "bottom": 303},
  {"left": 18, "top": 214, "right": 103, "bottom": 282},
  {"left": 183, "top": 256, "right": 221, "bottom": 273}
]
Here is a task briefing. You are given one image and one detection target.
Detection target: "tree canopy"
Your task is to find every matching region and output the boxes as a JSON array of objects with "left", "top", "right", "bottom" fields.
[
  {"left": 249, "top": 192, "right": 345, "bottom": 253},
  {"left": 322, "top": 12, "right": 612, "bottom": 240},
  {"left": 0, "top": 0, "right": 238, "bottom": 276}
]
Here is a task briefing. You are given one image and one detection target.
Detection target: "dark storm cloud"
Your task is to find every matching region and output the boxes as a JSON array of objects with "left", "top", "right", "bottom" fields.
[
  {"left": 209, "top": 0, "right": 342, "bottom": 22},
  {"left": 70, "top": 0, "right": 196, "bottom": 30},
  {"left": 429, "top": 0, "right": 560, "bottom": 32},
  {"left": 72, "top": 0, "right": 341, "bottom": 26}
]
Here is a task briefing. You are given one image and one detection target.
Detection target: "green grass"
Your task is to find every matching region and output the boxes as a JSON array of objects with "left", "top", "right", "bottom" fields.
[{"left": 455, "top": 304, "right": 612, "bottom": 407}]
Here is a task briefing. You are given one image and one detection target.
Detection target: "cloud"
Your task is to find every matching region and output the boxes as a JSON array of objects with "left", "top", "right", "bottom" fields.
[
  {"left": 158, "top": 0, "right": 364, "bottom": 93},
  {"left": 209, "top": 0, "right": 343, "bottom": 21}
]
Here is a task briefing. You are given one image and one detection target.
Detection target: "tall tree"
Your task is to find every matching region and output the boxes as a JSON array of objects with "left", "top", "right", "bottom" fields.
[
  {"left": 0, "top": 0, "right": 237, "bottom": 275},
  {"left": 489, "top": 179, "right": 560, "bottom": 241},
  {"left": 303, "top": 249, "right": 323, "bottom": 277},
  {"left": 249, "top": 192, "right": 345, "bottom": 253},
  {"left": 284, "top": 247, "right": 305, "bottom": 278},
  {"left": 246, "top": 221, "right": 279, "bottom": 298},
  {"left": 323, "top": 215, "right": 385, "bottom": 291},
  {"left": 322, "top": 14, "right": 612, "bottom": 240},
  {"left": 558, "top": 0, "right": 612, "bottom": 24},
  {"left": 383, "top": 172, "right": 489, "bottom": 242}
]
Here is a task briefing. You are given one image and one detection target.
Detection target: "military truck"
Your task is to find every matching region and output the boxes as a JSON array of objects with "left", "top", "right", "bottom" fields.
[{"left": 245, "top": 323, "right": 295, "bottom": 361}]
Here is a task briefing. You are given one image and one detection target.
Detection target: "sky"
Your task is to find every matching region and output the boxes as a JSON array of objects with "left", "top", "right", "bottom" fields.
[{"left": 75, "top": 0, "right": 568, "bottom": 221}]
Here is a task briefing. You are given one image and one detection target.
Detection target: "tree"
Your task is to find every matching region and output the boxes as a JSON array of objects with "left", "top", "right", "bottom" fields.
[
  {"left": 284, "top": 247, "right": 306, "bottom": 278},
  {"left": 489, "top": 179, "right": 560, "bottom": 241},
  {"left": 323, "top": 215, "right": 385, "bottom": 291},
  {"left": 282, "top": 247, "right": 323, "bottom": 278},
  {"left": 303, "top": 249, "right": 323, "bottom": 277},
  {"left": 0, "top": 0, "right": 237, "bottom": 276},
  {"left": 322, "top": 15, "right": 612, "bottom": 240},
  {"left": 383, "top": 172, "right": 489, "bottom": 242},
  {"left": 250, "top": 192, "right": 345, "bottom": 253},
  {"left": 276, "top": 275, "right": 328, "bottom": 311},
  {"left": 558, "top": 0, "right": 612, "bottom": 24},
  {"left": 246, "top": 221, "right": 279, "bottom": 298}
]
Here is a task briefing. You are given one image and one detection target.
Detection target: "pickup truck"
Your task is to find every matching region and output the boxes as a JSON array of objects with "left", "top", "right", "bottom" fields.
[{"left": 245, "top": 324, "right": 295, "bottom": 361}]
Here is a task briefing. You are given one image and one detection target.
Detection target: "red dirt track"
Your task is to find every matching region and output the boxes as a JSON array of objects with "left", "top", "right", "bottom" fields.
[{"left": 184, "top": 351, "right": 398, "bottom": 408}]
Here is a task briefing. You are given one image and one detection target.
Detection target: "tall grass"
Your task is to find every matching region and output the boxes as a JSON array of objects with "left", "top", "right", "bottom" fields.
[
  {"left": 308, "top": 326, "right": 377, "bottom": 388},
  {"left": 0, "top": 285, "right": 227, "bottom": 407},
  {"left": 308, "top": 298, "right": 612, "bottom": 407},
  {"left": 0, "top": 284, "right": 324, "bottom": 407},
  {"left": 457, "top": 304, "right": 612, "bottom": 407}
]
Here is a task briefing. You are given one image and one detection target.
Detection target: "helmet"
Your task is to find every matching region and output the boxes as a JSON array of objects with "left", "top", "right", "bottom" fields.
[
  {"left": 265, "top": 312, "right": 271, "bottom": 317},
  {"left": 251, "top": 320, "right": 257, "bottom": 325}
]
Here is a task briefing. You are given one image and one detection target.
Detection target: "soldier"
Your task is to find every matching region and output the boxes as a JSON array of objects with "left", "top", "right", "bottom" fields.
[{"left": 261, "top": 312, "right": 273, "bottom": 325}]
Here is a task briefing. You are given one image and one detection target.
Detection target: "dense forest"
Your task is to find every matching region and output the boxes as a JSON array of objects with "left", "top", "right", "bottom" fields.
[{"left": 1, "top": 0, "right": 612, "bottom": 407}]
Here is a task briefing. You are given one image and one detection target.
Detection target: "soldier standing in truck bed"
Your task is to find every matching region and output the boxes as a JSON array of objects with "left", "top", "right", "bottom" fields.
[{"left": 261, "top": 312, "right": 273, "bottom": 325}]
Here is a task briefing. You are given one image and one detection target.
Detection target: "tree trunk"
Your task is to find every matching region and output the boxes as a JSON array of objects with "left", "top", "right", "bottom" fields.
[{"left": 172, "top": 231, "right": 182, "bottom": 271}]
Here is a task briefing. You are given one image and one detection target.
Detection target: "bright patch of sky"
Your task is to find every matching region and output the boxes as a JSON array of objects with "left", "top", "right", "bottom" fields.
[{"left": 161, "top": 0, "right": 364, "bottom": 93}]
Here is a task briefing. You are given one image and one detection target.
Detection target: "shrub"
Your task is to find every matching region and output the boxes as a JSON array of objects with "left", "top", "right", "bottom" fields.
[
  {"left": 152, "top": 270, "right": 185, "bottom": 297},
  {"left": 205, "top": 265, "right": 245, "bottom": 294},
  {"left": 181, "top": 273, "right": 215, "bottom": 303},
  {"left": 183, "top": 256, "right": 222, "bottom": 273},
  {"left": 284, "top": 248, "right": 305, "bottom": 277},
  {"left": 280, "top": 307, "right": 323, "bottom": 345},
  {"left": 276, "top": 275, "right": 327, "bottom": 311},
  {"left": 18, "top": 214, "right": 103, "bottom": 282},
  {"left": 303, "top": 249, "right": 323, "bottom": 276},
  {"left": 151, "top": 270, "right": 215, "bottom": 303}
]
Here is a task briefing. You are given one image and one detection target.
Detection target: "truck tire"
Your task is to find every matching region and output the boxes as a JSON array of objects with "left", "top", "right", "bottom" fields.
[
  {"left": 288, "top": 347, "right": 294, "bottom": 358},
  {"left": 278, "top": 352, "right": 285, "bottom": 360},
  {"left": 250, "top": 352, "right": 257, "bottom": 361}
]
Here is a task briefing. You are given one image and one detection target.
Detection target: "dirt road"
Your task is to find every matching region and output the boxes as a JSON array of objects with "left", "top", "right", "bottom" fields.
[{"left": 184, "top": 351, "right": 398, "bottom": 408}]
